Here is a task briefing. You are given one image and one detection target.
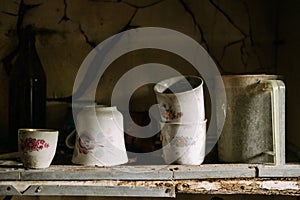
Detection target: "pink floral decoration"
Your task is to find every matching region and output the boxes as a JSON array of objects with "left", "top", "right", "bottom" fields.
[
  {"left": 21, "top": 137, "right": 50, "bottom": 152},
  {"left": 77, "top": 131, "right": 95, "bottom": 154},
  {"left": 175, "top": 136, "right": 196, "bottom": 147},
  {"left": 160, "top": 104, "right": 183, "bottom": 121}
]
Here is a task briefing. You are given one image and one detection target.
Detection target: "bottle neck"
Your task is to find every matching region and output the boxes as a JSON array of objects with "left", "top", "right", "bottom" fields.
[
  {"left": 14, "top": 29, "right": 45, "bottom": 79},
  {"left": 19, "top": 34, "right": 37, "bottom": 55}
]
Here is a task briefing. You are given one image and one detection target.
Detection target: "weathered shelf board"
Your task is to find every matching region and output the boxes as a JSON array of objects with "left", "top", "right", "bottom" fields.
[
  {"left": 0, "top": 178, "right": 299, "bottom": 197},
  {"left": 20, "top": 165, "right": 174, "bottom": 181},
  {"left": 258, "top": 164, "right": 300, "bottom": 177},
  {"left": 0, "top": 164, "right": 259, "bottom": 181},
  {"left": 0, "top": 168, "right": 20, "bottom": 180},
  {"left": 1, "top": 164, "right": 300, "bottom": 181},
  {"left": 0, "top": 164, "right": 299, "bottom": 197},
  {"left": 0, "top": 180, "right": 175, "bottom": 197},
  {"left": 175, "top": 178, "right": 300, "bottom": 196},
  {"left": 172, "top": 164, "right": 257, "bottom": 179},
  {"left": 22, "top": 185, "right": 175, "bottom": 197}
]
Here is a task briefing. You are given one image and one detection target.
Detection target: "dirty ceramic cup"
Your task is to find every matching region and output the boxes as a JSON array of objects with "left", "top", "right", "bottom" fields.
[
  {"left": 154, "top": 75, "right": 205, "bottom": 123},
  {"left": 18, "top": 129, "right": 59, "bottom": 169},
  {"left": 160, "top": 119, "right": 207, "bottom": 165},
  {"left": 66, "top": 105, "right": 128, "bottom": 166}
]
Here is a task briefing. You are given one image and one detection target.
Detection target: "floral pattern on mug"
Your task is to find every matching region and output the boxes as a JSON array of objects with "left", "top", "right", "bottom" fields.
[
  {"left": 174, "top": 136, "right": 196, "bottom": 147},
  {"left": 20, "top": 137, "right": 50, "bottom": 152},
  {"left": 77, "top": 131, "right": 95, "bottom": 154},
  {"left": 160, "top": 104, "right": 183, "bottom": 121}
]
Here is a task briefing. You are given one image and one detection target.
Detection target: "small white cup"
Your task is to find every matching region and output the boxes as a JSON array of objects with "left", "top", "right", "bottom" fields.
[
  {"left": 18, "top": 129, "right": 59, "bottom": 169},
  {"left": 160, "top": 119, "right": 207, "bottom": 165}
]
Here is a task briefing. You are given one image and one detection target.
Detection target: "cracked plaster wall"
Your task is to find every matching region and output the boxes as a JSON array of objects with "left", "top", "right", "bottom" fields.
[{"left": 0, "top": 0, "right": 298, "bottom": 151}]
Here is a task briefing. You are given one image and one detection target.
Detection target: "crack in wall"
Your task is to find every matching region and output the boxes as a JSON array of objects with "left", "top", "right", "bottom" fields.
[
  {"left": 240, "top": 39, "right": 247, "bottom": 68},
  {"left": 242, "top": 1, "right": 253, "bottom": 45},
  {"left": 78, "top": 24, "right": 97, "bottom": 48},
  {"left": 209, "top": 0, "right": 250, "bottom": 72},
  {"left": 58, "top": 0, "right": 70, "bottom": 24},
  {"left": 1, "top": 11, "right": 18, "bottom": 17},
  {"left": 118, "top": 0, "right": 166, "bottom": 32},
  {"left": 178, "top": 0, "right": 226, "bottom": 73},
  {"left": 56, "top": 1, "right": 97, "bottom": 52},
  {"left": 74, "top": 0, "right": 150, "bottom": 49},
  {"left": 122, "top": 0, "right": 165, "bottom": 9},
  {"left": 178, "top": 0, "right": 209, "bottom": 52},
  {"left": 2, "top": 0, "right": 41, "bottom": 75},
  {"left": 242, "top": 0, "right": 262, "bottom": 69},
  {"left": 88, "top": 0, "right": 121, "bottom": 2},
  {"left": 209, "top": 0, "right": 265, "bottom": 72},
  {"left": 1, "top": 0, "right": 272, "bottom": 76},
  {"left": 218, "top": 36, "right": 249, "bottom": 73},
  {"left": 219, "top": 38, "right": 244, "bottom": 62},
  {"left": 209, "top": 0, "right": 247, "bottom": 37},
  {"left": 118, "top": 8, "right": 139, "bottom": 33},
  {"left": 65, "top": 0, "right": 146, "bottom": 49},
  {"left": 241, "top": 0, "right": 253, "bottom": 71}
]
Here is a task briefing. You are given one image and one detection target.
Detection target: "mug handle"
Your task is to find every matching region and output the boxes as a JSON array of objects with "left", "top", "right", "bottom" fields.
[
  {"left": 65, "top": 129, "right": 76, "bottom": 149},
  {"left": 261, "top": 80, "right": 285, "bottom": 165}
]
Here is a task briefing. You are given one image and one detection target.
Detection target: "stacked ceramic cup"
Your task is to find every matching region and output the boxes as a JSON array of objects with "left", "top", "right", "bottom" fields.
[{"left": 154, "top": 75, "right": 207, "bottom": 165}]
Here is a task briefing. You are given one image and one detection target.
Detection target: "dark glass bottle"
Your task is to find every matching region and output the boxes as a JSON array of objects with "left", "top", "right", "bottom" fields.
[{"left": 9, "top": 27, "right": 46, "bottom": 151}]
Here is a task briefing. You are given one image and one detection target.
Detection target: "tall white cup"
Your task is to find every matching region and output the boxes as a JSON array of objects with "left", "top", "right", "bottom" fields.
[{"left": 154, "top": 75, "right": 205, "bottom": 123}]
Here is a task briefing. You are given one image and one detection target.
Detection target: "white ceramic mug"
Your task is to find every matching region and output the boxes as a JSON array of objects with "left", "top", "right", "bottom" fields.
[
  {"left": 18, "top": 129, "right": 59, "bottom": 169},
  {"left": 154, "top": 75, "right": 205, "bottom": 123},
  {"left": 66, "top": 105, "right": 128, "bottom": 166}
]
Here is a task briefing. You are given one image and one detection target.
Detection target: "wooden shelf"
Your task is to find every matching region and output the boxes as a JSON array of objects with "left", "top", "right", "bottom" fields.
[{"left": 0, "top": 164, "right": 299, "bottom": 197}]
